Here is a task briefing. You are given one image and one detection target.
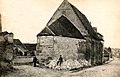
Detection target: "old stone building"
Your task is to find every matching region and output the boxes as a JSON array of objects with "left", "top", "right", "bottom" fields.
[
  {"left": 13, "top": 39, "right": 36, "bottom": 57},
  {"left": 0, "top": 31, "right": 14, "bottom": 61},
  {"left": 13, "top": 39, "right": 28, "bottom": 56},
  {"left": 23, "top": 43, "right": 36, "bottom": 56},
  {"left": 36, "top": 0, "right": 104, "bottom": 66},
  {"left": 13, "top": 40, "right": 37, "bottom": 65},
  {"left": 103, "top": 47, "right": 112, "bottom": 62},
  {"left": 0, "top": 14, "right": 14, "bottom": 75},
  {"left": 0, "top": 31, "right": 14, "bottom": 74}
]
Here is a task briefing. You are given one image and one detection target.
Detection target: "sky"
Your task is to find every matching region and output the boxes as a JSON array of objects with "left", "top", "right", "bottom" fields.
[{"left": 0, "top": 0, "right": 120, "bottom": 48}]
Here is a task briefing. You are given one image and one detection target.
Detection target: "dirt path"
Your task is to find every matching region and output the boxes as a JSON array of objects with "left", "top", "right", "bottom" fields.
[
  {"left": 70, "top": 57, "right": 120, "bottom": 77},
  {"left": 2, "top": 57, "right": 120, "bottom": 77}
]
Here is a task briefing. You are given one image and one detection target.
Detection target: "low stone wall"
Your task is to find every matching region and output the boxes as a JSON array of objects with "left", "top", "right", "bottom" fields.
[{"left": 13, "top": 56, "right": 33, "bottom": 65}]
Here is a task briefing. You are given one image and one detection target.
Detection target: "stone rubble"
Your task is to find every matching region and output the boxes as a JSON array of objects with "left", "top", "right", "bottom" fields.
[{"left": 46, "top": 58, "right": 91, "bottom": 70}]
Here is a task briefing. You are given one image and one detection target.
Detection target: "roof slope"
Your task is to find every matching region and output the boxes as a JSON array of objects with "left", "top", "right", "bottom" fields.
[
  {"left": 37, "top": 0, "right": 103, "bottom": 40},
  {"left": 13, "top": 39, "right": 28, "bottom": 51},
  {"left": 70, "top": 4, "right": 99, "bottom": 39},
  {"left": 23, "top": 43, "right": 36, "bottom": 51},
  {"left": 38, "top": 15, "right": 84, "bottom": 39}
]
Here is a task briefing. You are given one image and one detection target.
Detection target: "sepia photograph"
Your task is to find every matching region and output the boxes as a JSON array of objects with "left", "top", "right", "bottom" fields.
[{"left": 0, "top": 0, "right": 120, "bottom": 77}]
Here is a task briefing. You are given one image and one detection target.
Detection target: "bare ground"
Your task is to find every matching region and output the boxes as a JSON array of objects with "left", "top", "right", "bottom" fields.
[{"left": 1, "top": 57, "right": 120, "bottom": 77}]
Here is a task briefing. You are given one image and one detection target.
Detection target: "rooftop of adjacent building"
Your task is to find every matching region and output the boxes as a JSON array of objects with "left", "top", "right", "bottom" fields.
[
  {"left": 0, "top": 31, "right": 13, "bottom": 36},
  {"left": 23, "top": 43, "right": 36, "bottom": 51}
]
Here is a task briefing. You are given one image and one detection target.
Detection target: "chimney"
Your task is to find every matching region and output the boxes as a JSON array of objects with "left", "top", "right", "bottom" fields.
[
  {"left": 0, "top": 14, "right": 2, "bottom": 32},
  {"left": 93, "top": 27, "right": 97, "bottom": 32}
]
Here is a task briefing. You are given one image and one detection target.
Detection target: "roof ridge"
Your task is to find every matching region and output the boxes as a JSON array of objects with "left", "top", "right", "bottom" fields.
[
  {"left": 46, "top": 0, "right": 71, "bottom": 26},
  {"left": 70, "top": 4, "right": 100, "bottom": 40}
]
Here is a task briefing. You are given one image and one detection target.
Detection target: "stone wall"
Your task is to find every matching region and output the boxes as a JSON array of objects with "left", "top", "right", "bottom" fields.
[
  {"left": 0, "top": 32, "right": 14, "bottom": 75},
  {"left": 36, "top": 36, "right": 86, "bottom": 62},
  {"left": 90, "top": 39, "right": 104, "bottom": 65},
  {"left": 36, "top": 35, "right": 104, "bottom": 67},
  {"left": 79, "top": 37, "right": 104, "bottom": 65}
]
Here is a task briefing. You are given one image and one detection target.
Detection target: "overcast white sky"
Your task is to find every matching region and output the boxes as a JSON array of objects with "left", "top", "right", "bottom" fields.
[{"left": 0, "top": 0, "right": 120, "bottom": 48}]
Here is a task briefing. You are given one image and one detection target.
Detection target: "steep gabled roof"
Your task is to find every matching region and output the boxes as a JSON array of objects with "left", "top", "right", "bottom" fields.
[
  {"left": 38, "top": 15, "right": 84, "bottom": 39},
  {"left": 37, "top": 0, "right": 103, "bottom": 40},
  {"left": 14, "top": 39, "right": 22, "bottom": 45},
  {"left": 70, "top": 4, "right": 99, "bottom": 40},
  {"left": 37, "top": 26, "right": 55, "bottom": 36},
  {"left": 13, "top": 39, "right": 28, "bottom": 51},
  {"left": 46, "top": 0, "right": 88, "bottom": 36}
]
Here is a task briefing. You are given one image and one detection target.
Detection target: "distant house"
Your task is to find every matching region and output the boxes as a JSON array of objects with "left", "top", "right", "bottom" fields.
[
  {"left": 13, "top": 41, "right": 36, "bottom": 65},
  {"left": 23, "top": 43, "right": 36, "bottom": 56},
  {"left": 103, "top": 47, "right": 112, "bottom": 62},
  {"left": 13, "top": 39, "right": 28, "bottom": 56},
  {"left": 103, "top": 47, "right": 110, "bottom": 62},
  {"left": 36, "top": 0, "right": 104, "bottom": 65}
]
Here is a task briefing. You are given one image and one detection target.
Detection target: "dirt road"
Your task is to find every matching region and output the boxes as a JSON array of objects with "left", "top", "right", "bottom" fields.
[
  {"left": 2, "top": 57, "right": 120, "bottom": 77},
  {"left": 70, "top": 57, "right": 120, "bottom": 77}
]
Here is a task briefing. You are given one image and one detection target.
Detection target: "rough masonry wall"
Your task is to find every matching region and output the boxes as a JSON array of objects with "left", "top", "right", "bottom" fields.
[
  {"left": 36, "top": 36, "right": 54, "bottom": 58},
  {"left": 0, "top": 33, "right": 14, "bottom": 75},
  {"left": 37, "top": 36, "right": 86, "bottom": 61},
  {"left": 90, "top": 39, "right": 103, "bottom": 65}
]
